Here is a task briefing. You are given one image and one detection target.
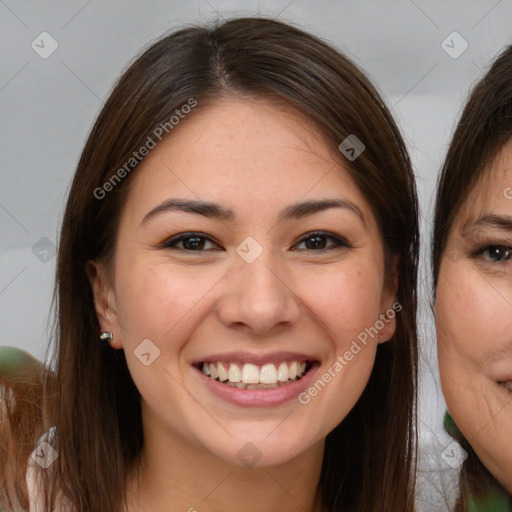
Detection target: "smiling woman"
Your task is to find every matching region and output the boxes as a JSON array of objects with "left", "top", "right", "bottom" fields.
[
  {"left": 432, "top": 45, "right": 512, "bottom": 510},
  {"left": 0, "top": 17, "right": 419, "bottom": 512}
]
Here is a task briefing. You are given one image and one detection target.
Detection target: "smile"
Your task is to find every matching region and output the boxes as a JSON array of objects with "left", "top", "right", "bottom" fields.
[
  {"left": 201, "top": 360, "right": 312, "bottom": 390},
  {"left": 192, "top": 351, "right": 321, "bottom": 406}
]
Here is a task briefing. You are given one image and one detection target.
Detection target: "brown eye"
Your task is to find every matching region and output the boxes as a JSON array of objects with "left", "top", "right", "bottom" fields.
[
  {"left": 293, "top": 232, "right": 350, "bottom": 251},
  {"left": 482, "top": 245, "right": 512, "bottom": 262},
  {"left": 162, "top": 233, "right": 219, "bottom": 251}
]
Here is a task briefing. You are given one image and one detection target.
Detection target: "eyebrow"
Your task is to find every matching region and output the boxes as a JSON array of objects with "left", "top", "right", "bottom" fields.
[
  {"left": 140, "top": 198, "right": 366, "bottom": 226},
  {"left": 462, "top": 214, "right": 512, "bottom": 236}
]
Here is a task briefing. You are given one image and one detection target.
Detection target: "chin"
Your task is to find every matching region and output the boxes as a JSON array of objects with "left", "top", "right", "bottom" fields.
[{"left": 204, "top": 432, "right": 315, "bottom": 469}]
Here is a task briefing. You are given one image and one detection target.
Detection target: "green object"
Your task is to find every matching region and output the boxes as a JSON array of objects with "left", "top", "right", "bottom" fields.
[
  {"left": 467, "top": 492, "right": 511, "bottom": 512},
  {"left": 0, "top": 346, "right": 42, "bottom": 379}
]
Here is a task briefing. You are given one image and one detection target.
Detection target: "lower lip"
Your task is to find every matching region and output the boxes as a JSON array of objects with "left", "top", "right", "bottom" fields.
[{"left": 195, "top": 364, "right": 320, "bottom": 407}]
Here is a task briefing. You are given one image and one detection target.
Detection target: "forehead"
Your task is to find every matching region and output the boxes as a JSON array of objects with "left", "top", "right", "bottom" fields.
[
  {"left": 455, "top": 139, "right": 512, "bottom": 226},
  {"left": 121, "top": 98, "right": 374, "bottom": 223},
  {"left": 144, "top": 97, "right": 338, "bottom": 174}
]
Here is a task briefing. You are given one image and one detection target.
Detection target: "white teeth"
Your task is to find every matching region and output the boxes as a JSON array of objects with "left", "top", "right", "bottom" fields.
[
  {"left": 217, "top": 363, "right": 228, "bottom": 381},
  {"left": 228, "top": 364, "right": 242, "bottom": 383},
  {"left": 289, "top": 361, "right": 297, "bottom": 379},
  {"left": 260, "top": 364, "right": 278, "bottom": 384},
  {"left": 201, "top": 360, "right": 310, "bottom": 387},
  {"left": 277, "top": 362, "right": 289, "bottom": 382},
  {"left": 242, "top": 363, "right": 260, "bottom": 384}
]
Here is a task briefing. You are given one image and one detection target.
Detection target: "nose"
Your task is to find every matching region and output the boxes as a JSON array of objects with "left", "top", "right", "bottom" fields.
[{"left": 216, "top": 248, "right": 301, "bottom": 335}]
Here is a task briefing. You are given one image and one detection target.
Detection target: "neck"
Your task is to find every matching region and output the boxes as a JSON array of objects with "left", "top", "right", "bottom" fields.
[{"left": 126, "top": 407, "right": 325, "bottom": 512}]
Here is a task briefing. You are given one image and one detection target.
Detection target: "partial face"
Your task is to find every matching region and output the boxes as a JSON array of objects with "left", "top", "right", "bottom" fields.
[
  {"left": 90, "top": 98, "right": 397, "bottom": 468},
  {"left": 436, "top": 140, "right": 512, "bottom": 492}
]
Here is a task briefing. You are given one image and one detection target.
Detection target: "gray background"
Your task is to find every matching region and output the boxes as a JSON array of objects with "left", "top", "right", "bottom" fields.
[{"left": 1, "top": 1, "right": 511, "bottom": 510}]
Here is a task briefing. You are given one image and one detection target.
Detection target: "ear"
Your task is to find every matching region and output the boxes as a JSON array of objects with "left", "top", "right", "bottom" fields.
[
  {"left": 86, "top": 260, "right": 123, "bottom": 349},
  {"left": 377, "top": 255, "right": 400, "bottom": 344}
]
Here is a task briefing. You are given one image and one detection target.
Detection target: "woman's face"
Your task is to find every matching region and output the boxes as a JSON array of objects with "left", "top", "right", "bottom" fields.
[
  {"left": 436, "top": 140, "right": 512, "bottom": 492},
  {"left": 90, "top": 98, "right": 397, "bottom": 468}
]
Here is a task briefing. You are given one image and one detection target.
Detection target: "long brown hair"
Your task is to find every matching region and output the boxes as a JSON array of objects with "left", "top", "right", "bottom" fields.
[
  {"left": 0, "top": 350, "right": 50, "bottom": 511},
  {"left": 432, "top": 45, "right": 512, "bottom": 509},
  {"left": 432, "top": 45, "right": 512, "bottom": 288},
  {"left": 1, "top": 17, "right": 418, "bottom": 512}
]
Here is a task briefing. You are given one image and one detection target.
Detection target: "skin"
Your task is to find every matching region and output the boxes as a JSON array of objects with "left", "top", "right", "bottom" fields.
[
  {"left": 436, "top": 139, "right": 512, "bottom": 493},
  {"left": 88, "top": 98, "right": 397, "bottom": 511}
]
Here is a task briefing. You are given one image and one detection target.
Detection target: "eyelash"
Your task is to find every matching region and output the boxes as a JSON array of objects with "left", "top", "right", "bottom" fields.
[
  {"left": 161, "top": 231, "right": 351, "bottom": 253},
  {"left": 473, "top": 244, "right": 512, "bottom": 263}
]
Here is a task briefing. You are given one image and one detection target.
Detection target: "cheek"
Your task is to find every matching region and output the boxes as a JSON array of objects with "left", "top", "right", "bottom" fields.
[
  {"left": 113, "top": 255, "right": 222, "bottom": 346},
  {"left": 437, "top": 260, "right": 512, "bottom": 442},
  {"left": 437, "top": 262, "right": 512, "bottom": 372},
  {"left": 300, "top": 262, "right": 384, "bottom": 383},
  {"left": 289, "top": 264, "right": 382, "bottom": 427},
  {"left": 301, "top": 259, "right": 384, "bottom": 334}
]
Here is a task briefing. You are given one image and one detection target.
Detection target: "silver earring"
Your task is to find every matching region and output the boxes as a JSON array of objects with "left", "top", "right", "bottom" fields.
[{"left": 100, "top": 331, "right": 113, "bottom": 343}]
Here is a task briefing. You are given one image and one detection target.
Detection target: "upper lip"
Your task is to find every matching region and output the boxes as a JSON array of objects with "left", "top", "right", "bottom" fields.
[{"left": 191, "top": 351, "right": 320, "bottom": 366}]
